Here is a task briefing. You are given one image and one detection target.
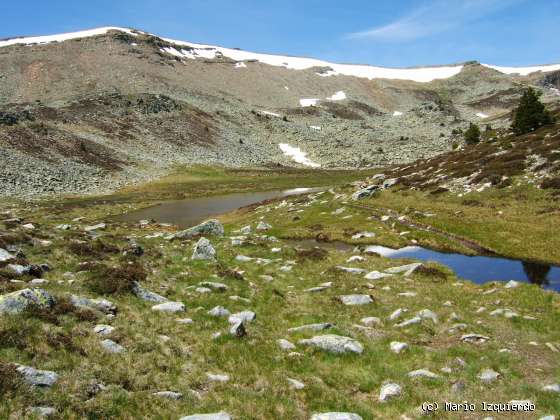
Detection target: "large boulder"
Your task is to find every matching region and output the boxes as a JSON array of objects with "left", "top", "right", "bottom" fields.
[
  {"left": 299, "top": 334, "right": 363, "bottom": 354},
  {"left": 15, "top": 365, "right": 59, "bottom": 387},
  {"left": 169, "top": 219, "right": 224, "bottom": 240},
  {"left": 192, "top": 237, "right": 217, "bottom": 260},
  {"left": 131, "top": 281, "right": 168, "bottom": 303},
  {"left": 0, "top": 247, "right": 15, "bottom": 263},
  {"left": 0, "top": 288, "right": 56, "bottom": 314}
]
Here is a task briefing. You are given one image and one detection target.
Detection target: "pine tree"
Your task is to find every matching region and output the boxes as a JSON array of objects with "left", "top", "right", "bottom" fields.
[
  {"left": 464, "top": 123, "right": 481, "bottom": 145},
  {"left": 511, "top": 87, "right": 552, "bottom": 134}
]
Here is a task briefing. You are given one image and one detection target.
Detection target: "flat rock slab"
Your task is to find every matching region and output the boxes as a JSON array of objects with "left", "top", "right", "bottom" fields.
[
  {"left": 16, "top": 365, "right": 59, "bottom": 387},
  {"left": 101, "top": 339, "right": 125, "bottom": 354},
  {"left": 311, "top": 412, "right": 363, "bottom": 420},
  {"left": 299, "top": 334, "right": 364, "bottom": 354},
  {"left": 0, "top": 288, "right": 55, "bottom": 314},
  {"left": 179, "top": 413, "right": 231, "bottom": 420},
  {"left": 153, "top": 391, "right": 183, "bottom": 400},
  {"left": 385, "top": 263, "right": 423, "bottom": 276},
  {"left": 364, "top": 271, "right": 392, "bottom": 280},
  {"left": 288, "top": 323, "right": 334, "bottom": 333},
  {"left": 379, "top": 382, "right": 402, "bottom": 402},
  {"left": 70, "top": 295, "right": 116, "bottom": 314},
  {"left": 0, "top": 248, "right": 15, "bottom": 263},
  {"left": 132, "top": 281, "right": 168, "bottom": 303},
  {"left": 152, "top": 301, "right": 185, "bottom": 313},
  {"left": 339, "top": 295, "right": 374, "bottom": 306}
]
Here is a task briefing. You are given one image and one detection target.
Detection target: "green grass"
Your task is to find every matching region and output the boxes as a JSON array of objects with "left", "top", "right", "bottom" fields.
[{"left": 1, "top": 176, "right": 559, "bottom": 418}]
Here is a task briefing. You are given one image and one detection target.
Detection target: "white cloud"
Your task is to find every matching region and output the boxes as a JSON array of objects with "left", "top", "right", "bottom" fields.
[{"left": 346, "top": 0, "right": 522, "bottom": 41}]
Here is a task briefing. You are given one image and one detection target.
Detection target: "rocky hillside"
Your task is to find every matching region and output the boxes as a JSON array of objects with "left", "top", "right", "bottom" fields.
[{"left": 1, "top": 27, "right": 559, "bottom": 196}]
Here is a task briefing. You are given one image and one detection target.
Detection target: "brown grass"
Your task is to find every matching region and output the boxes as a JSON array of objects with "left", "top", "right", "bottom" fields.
[{"left": 86, "top": 261, "right": 147, "bottom": 295}]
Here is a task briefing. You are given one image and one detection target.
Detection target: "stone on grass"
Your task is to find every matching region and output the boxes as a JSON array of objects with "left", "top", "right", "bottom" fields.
[
  {"left": 206, "top": 373, "right": 229, "bottom": 382},
  {"left": 16, "top": 365, "right": 59, "bottom": 387},
  {"left": 152, "top": 301, "right": 185, "bottom": 313},
  {"left": 28, "top": 407, "right": 56, "bottom": 418},
  {"left": 417, "top": 309, "right": 438, "bottom": 324},
  {"left": 396, "top": 317, "right": 422, "bottom": 328},
  {"left": 177, "top": 318, "right": 193, "bottom": 325},
  {"left": 408, "top": 369, "right": 440, "bottom": 379},
  {"left": 256, "top": 221, "right": 272, "bottom": 231},
  {"left": 0, "top": 288, "right": 55, "bottom": 314},
  {"left": 287, "top": 378, "right": 305, "bottom": 390},
  {"left": 360, "top": 317, "right": 381, "bottom": 326},
  {"left": 179, "top": 413, "right": 231, "bottom": 420},
  {"left": 229, "top": 310, "right": 256, "bottom": 324},
  {"left": 288, "top": 323, "right": 333, "bottom": 333},
  {"left": 70, "top": 295, "right": 116, "bottom": 314},
  {"left": 169, "top": 219, "right": 224, "bottom": 240},
  {"left": 311, "top": 413, "right": 363, "bottom": 420},
  {"left": 0, "top": 248, "right": 15, "bottom": 263},
  {"left": 339, "top": 295, "right": 373, "bottom": 306},
  {"left": 208, "top": 306, "right": 230, "bottom": 317},
  {"left": 336, "top": 266, "right": 367, "bottom": 274},
  {"left": 461, "top": 334, "right": 490, "bottom": 344},
  {"left": 101, "top": 339, "right": 125, "bottom": 354},
  {"left": 388, "top": 308, "right": 405, "bottom": 321},
  {"left": 390, "top": 341, "right": 408, "bottom": 354},
  {"left": 153, "top": 391, "right": 183, "bottom": 400},
  {"left": 278, "top": 339, "right": 296, "bottom": 350},
  {"left": 477, "top": 369, "right": 501, "bottom": 383},
  {"left": 379, "top": 383, "right": 402, "bottom": 402},
  {"left": 93, "top": 325, "right": 115, "bottom": 336},
  {"left": 364, "top": 271, "right": 392, "bottom": 280},
  {"left": 504, "top": 280, "right": 520, "bottom": 289},
  {"left": 385, "top": 263, "right": 423, "bottom": 276},
  {"left": 542, "top": 384, "right": 560, "bottom": 393},
  {"left": 199, "top": 281, "right": 228, "bottom": 292},
  {"left": 192, "top": 237, "right": 216, "bottom": 260},
  {"left": 132, "top": 281, "right": 168, "bottom": 303},
  {"left": 299, "top": 334, "right": 363, "bottom": 354},
  {"left": 229, "top": 320, "right": 247, "bottom": 337}
]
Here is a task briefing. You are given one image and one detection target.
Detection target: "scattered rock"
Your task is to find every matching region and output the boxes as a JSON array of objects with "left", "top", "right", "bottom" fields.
[
  {"left": 504, "top": 280, "right": 520, "bottom": 289},
  {"left": 390, "top": 341, "right": 409, "bottom": 354},
  {"left": 152, "top": 301, "right": 185, "bottom": 313},
  {"left": 477, "top": 368, "right": 501, "bottom": 383},
  {"left": 364, "top": 271, "right": 392, "bottom": 280},
  {"left": 408, "top": 369, "right": 439, "bottom": 379},
  {"left": 288, "top": 323, "right": 333, "bottom": 333},
  {"left": 229, "top": 310, "right": 256, "bottom": 324},
  {"left": 360, "top": 317, "right": 381, "bottom": 326},
  {"left": 93, "top": 325, "right": 115, "bottom": 336},
  {"left": 199, "top": 281, "right": 229, "bottom": 292},
  {"left": 206, "top": 373, "right": 230, "bottom": 382},
  {"left": 101, "top": 339, "right": 125, "bottom": 354},
  {"left": 379, "top": 382, "right": 402, "bottom": 402},
  {"left": 417, "top": 309, "right": 438, "bottom": 324},
  {"left": 287, "top": 378, "right": 305, "bottom": 390},
  {"left": 169, "top": 219, "right": 224, "bottom": 239},
  {"left": 385, "top": 263, "right": 423, "bottom": 276},
  {"left": 0, "top": 288, "right": 56, "bottom": 314},
  {"left": 70, "top": 295, "right": 117, "bottom": 314},
  {"left": 27, "top": 407, "right": 56, "bottom": 418},
  {"left": 277, "top": 339, "right": 296, "bottom": 350},
  {"left": 179, "top": 413, "right": 231, "bottom": 420},
  {"left": 16, "top": 365, "right": 59, "bottom": 387},
  {"left": 153, "top": 391, "right": 183, "bottom": 400},
  {"left": 192, "top": 237, "right": 216, "bottom": 260},
  {"left": 208, "top": 306, "right": 230, "bottom": 317},
  {"left": 396, "top": 317, "right": 422, "bottom": 328},
  {"left": 299, "top": 334, "right": 363, "bottom": 354},
  {"left": 132, "top": 281, "right": 168, "bottom": 303},
  {"left": 311, "top": 413, "right": 363, "bottom": 420},
  {"left": 229, "top": 320, "right": 247, "bottom": 337},
  {"left": 542, "top": 383, "right": 560, "bottom": 393},
  {"left": 0, "top": 247, "right": 15, "bottom": 263},
  {"left": 84, "top": 223, "right": 106, "bottom": 232},
  {"left": 461, "top": 334, "right": 490, "bottom": 344},
  {"left": 339, "top": 294, "right": 373, "bottom": 306}
]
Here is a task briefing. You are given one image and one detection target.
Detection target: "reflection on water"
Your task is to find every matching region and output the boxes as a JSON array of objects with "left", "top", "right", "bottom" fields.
[
  {"left": 116, "top": 188, "right": 322, "bottom": 229},
  {"left": 522, "top": 262, "right": 551, "bottom": 286},
  {"left": 291, "top": 241, "right": 560, "bottom": 291}
]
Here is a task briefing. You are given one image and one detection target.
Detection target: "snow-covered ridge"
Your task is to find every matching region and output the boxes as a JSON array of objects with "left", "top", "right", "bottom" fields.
[
  {"left": 481, "top": 63, "right": 560, "bottom": 76},
  {"left": 1, "top": 27, "right": 559, "bottom": 82},
  {"left": 0, "top": 27, "right": 137, "bottom": 48}
]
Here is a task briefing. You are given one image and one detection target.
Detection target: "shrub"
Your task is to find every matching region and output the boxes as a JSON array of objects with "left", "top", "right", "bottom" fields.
[
  {"left": 87, "top": 261, "right": 147, "bottom": 295},
  {"left": 511, "top": 87, "right": 553, "bottom": 134},
  {"left": 541, "top": 177, "right": 560, "bottom": 189},
  {"left": 464, "top": 123, "right": 481, "bottom": 144}
]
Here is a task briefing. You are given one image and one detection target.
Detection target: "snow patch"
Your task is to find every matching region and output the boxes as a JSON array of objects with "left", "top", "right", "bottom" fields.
[
  {"left": 482, "top": 63, "right": 560, "bottom": 76},
  {"left": 0, "top": 27, "right": 137, "bottom": 48},
  {"left": 300, "top": 98, "right": 319, "bottom": 107},
  {"left": 261, "top": 110, "right": 280, "bottom": 117},
  {"left": 279, "top": 144, "right": 320, "bottom": 168},
  {"left": 284, "top": 86, "right": 290, "bottom": 90},
  {"left": 393, "top": 111, "right": 403, "bottom": 117},
  {"left": 235, "top": 62, "right": 247, "bottom": 68},
  {"left": 327, "top": 91, "right": 346, "bottom": 101},
  {"left": 310, "top": 126, "right": 321, "bottom": 131},
  {"left": 476, "top": 112, "right": 488, "bottom": 118},
  {"left": 364, "top": 245, "right": 422, "bottom": 257}
]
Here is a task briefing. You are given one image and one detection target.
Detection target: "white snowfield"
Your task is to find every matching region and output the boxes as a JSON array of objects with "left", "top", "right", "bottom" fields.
[
  {"left": 300, "top": 98, "right": 320, "bottom": 107},
  {"left": 482, "top": 63, "right": 560, "bottom": 76},
  {"left": 0, "top": 27, "right": 137, "bottom": 48},
  {"left": 327, "top": 91, "right": 347, "bottom": 101},
  {"left": 1, "top": 27, "right": 559, "bottom": 82},
  {"left": 278, "top": 143, "right": 320, "bottom": 168}
]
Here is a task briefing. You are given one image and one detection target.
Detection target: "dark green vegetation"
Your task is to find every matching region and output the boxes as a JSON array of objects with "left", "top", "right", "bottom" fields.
[
  {"left": 464, "top": 123, "right": 481, "bottom": 144},
  {"left": 512, "top": 87, "right": 554, "bottom": 135}
]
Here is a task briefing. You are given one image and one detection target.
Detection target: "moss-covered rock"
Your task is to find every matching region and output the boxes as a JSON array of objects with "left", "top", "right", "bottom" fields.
[{"left": 0, "top": 288, "right": 56, "bottom": 314}]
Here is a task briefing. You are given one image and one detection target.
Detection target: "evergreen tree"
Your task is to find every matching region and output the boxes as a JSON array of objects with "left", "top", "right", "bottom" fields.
[
  {"left": 464, "top": 123, "right": 481, "bottom": 144},
  {"left": 511, "top": 87, "right": 552, "bottom": 134}
]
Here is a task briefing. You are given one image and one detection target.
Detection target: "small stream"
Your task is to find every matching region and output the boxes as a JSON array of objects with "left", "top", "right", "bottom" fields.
[{"left": 117, "top": 189, "right": 560, "bottom": 291}]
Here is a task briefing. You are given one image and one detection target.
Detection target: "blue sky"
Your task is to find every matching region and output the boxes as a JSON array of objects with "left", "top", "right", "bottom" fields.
[{"left": 1, "top": 0, "right": 558, "bottom": 67}]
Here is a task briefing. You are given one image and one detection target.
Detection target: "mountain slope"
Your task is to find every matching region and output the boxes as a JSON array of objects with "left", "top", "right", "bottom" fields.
[{"left": 1, "top": 27, "right": 559, "bottom": 196}]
